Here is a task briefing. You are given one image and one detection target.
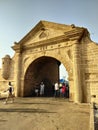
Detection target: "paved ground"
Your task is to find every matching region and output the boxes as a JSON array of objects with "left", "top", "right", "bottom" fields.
[{"left": 0, "top": 97, "right": 90, "bottom": 130}]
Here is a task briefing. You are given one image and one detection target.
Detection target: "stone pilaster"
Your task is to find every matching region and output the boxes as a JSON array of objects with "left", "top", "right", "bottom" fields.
[
  {"left": 15, "top": 53, "right": 21, "bottom": 97},
  {"left": 73, "top": 42, "right": 82, "bottom": 103}
]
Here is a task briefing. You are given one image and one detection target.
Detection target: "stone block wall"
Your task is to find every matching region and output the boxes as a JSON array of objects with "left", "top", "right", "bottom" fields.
[
  {"left": 0, "top": 55, "right": 16, "bottom": 93},
  {"left": 81, "top": 41, "right": 98, "bottom": 103}
]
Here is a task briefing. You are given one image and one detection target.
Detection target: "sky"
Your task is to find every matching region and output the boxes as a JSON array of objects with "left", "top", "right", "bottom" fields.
[{"left": 0, "top": 0, "right": 98, "bottom": 78}]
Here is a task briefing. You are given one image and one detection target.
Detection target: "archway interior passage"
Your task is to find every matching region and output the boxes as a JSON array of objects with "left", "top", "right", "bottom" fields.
[{"left": 24, "top": 56, "right": 68, "bottom": 97}]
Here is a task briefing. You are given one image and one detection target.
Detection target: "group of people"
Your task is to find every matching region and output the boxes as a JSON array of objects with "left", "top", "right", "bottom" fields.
[
  {"left": 34, "top": 81, "right": 69, "bottom": 98},
  {"left": 3, "top": 81, "right": 69, "bottom": 104},
  {"left": 54, "top": 82, "right": 69, "bottom": 98}
]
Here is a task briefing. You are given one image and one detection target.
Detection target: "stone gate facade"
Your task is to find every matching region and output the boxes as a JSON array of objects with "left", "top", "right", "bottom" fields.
[{"left": 0, "top": 21, "right": 98, "bottom": 103}]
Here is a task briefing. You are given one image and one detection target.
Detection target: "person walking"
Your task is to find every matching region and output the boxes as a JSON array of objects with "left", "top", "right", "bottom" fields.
[
  {"left": 4, "top": 82, "right": 15, "bottom": 104},
  {"left": 54, "top": 82, "right": 59, "bottom": 97},
  {"left": 35, "top": 87, "right": 39, "bottom": 96},
  {"left": 61, "top": 83, "right": 66, "bottom": 98},
  {"left": 40, "top": 82, "right": 45, "bottom": 96},
  {"left": 59, "top": 83, "right": 62, "bottom": 97}
]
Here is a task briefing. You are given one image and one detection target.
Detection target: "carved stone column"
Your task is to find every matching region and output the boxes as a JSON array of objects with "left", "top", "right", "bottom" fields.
[
  {"left": 15, "top": 52, "right": 21, "bottom": 97},
  {"left": 73, "top": 42, "right": 82, "bottom": 103}
]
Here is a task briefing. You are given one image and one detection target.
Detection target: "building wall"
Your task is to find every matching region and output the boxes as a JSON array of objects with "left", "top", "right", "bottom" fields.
[
  {"left": 81, "top": 41, "right": 98, "bottom": 103},
  {"left": 0, "top": 21, "right": 98, "bottom": 103},
  {"left": 0, "top": 40, "right": 98, "bottom": 103}
]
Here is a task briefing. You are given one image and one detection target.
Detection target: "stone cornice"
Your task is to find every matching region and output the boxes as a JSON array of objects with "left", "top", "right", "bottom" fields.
[
  {"left": 18, "top": 21, "right": 44, "bottom": 45},
  {"left": 18, "top": 21, "right": 74, "bottom": 45},
  {"left": 11, "top": 42, "right": 22, "bottom": 53},
  {"left": 11, "top": 21, "right": 88, "bottom": 52},
  {"left": 22, "top": 28, "right": 85, "bottom": 50},
  {"left": 14, "top": 21, "right": 86, "bottom": 45}
]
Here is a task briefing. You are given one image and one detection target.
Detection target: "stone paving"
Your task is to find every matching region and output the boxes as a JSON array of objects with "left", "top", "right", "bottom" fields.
[{"left": 0, "top": 97, "right": 90, "bottom": 130}]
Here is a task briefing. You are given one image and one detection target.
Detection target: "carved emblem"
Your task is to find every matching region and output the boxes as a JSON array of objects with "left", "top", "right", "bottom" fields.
[
  {"left": 39, "top": 32, "right": 47, "bottom": 39},
  {"left": 39, "top": 28, "right": 49, "bottom": 39}
]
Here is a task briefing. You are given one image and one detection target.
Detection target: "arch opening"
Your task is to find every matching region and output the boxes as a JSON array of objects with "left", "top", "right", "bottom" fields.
[
  {"left": 24, "top": 56, "right": 69, "bottom": 98},
  {"left": 59, "top": 64, "right": 69, "bottom": 98}
]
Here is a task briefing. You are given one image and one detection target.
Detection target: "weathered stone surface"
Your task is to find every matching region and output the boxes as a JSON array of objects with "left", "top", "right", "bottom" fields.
[{"left": 0, "top": 20, "right": 98, "bottom": 103}]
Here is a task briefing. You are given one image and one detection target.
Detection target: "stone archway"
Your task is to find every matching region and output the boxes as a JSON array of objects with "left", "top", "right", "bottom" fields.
[
  {"left": 8, "top": 20, "right": 98, "bottom": 104},
  {"left": 1, "top": 21, "right": 98, "bottom": 104},
  {"left": 24, "top": 56, "right": 60, "bottom": 97}
]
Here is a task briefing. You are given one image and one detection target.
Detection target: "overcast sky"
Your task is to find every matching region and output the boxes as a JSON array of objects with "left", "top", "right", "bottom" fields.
[{"left": 0, "top": 0, "right": 98, "bottom": 78}]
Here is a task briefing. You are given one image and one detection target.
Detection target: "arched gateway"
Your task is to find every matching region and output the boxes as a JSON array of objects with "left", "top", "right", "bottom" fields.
[{"left": 0, "top": 21, "right": 98, "bottom": 103}]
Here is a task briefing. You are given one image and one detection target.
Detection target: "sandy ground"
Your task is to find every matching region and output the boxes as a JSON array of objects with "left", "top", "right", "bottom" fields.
[{"left": 0, "top": 97, "right": 90, "bottom": 130}]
